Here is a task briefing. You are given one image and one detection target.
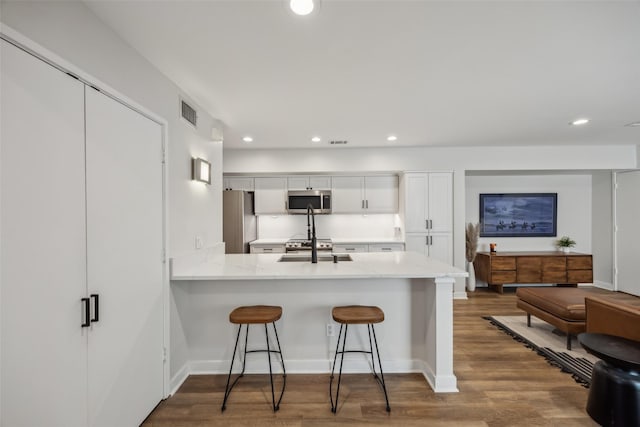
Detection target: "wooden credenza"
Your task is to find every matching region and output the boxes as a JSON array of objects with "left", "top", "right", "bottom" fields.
[{"left": 474, "top": 251, "right": 593, "bottom": 293}]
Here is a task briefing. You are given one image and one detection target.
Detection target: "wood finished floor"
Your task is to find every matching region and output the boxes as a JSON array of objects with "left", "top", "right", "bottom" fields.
[{"left": 143, "top": 288, "right": 597, "bottom": 426}]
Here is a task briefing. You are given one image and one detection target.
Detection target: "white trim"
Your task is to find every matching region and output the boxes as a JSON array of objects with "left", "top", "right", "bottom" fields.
[
  {"left": 169, "top": 363, "right": 190, "bottom": 396},
  {"left": 1, "top": 23, "right": 172, "bottom": 399},
  {"left": 453, "top": 291, "right": 468, "bottom": 300},
  {"left": 593, "top": 280, "right": 614, "bottom": 291}
]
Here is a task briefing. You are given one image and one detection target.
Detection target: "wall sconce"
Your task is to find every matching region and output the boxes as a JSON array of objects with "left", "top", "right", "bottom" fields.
[{"left": 192, "top": 157, "right": 211, "bottom": 184}]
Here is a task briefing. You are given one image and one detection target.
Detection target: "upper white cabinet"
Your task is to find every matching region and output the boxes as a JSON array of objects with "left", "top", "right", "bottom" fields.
[
  {"left": 1, "top": 40, "right": 164, "bottom": 427},
  {"left": 224, "top": 176, "right": 254, "bottom": 191},
  {"left": 332, "top": 175, "right": 398, "bottom": 213},
  {"left": 287, "top": 176, "right": 332, "bottom": 190},
  {"left": 254, "top": 177, "right": 288, "bottom": 214},
  {"left": 404, "top": 172, "right": 452, "bottom": 233}
]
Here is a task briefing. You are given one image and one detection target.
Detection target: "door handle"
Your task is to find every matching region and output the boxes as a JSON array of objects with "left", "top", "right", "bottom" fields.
[
  {"left": 90, "top": 294, "right": 99, "bottom": 323},
  {"left": 81, "top": 297, "right": 90, "bottom": 328}
]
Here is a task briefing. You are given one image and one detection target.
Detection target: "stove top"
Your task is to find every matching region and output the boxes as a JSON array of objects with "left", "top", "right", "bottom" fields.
[{"left": 285, "top": 238, "right": 333, "bottom": 250}]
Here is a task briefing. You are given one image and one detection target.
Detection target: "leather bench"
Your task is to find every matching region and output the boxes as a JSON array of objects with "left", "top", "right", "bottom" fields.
[
  {"left": 585, "top": 294, "right": 640, "bottom": 342},
  {"left": 515, "top": 287, "right": 611, "bottom": 350}
]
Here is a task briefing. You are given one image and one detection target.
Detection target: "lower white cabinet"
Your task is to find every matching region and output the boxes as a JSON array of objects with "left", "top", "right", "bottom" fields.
[
  {"left": 1, "top": 40, "right": 164, "bottom": 427},
  {"left": 405, "top": 233, "right": 453, "bottom": 264},
  {"left": 333, "top": 243, "right": 405, "bottom": 253},
  {"left": 250, "top": 244, "right": 286, "bottom": 253}
]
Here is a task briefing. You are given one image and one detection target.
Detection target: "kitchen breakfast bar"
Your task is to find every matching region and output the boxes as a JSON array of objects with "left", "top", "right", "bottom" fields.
[{"left": 170, "top": 250, "right": 466, "bottom": 393}]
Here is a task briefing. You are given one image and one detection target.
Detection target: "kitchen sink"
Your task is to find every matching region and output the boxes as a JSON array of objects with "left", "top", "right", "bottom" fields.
[{"left": 277, "top": 254, "right": 353, "bottom": 263}]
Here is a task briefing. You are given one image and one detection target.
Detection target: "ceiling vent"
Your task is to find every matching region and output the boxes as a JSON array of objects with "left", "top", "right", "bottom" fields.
[
  {"left": 181, "top": 100, "right": 197, "bottom": 127},
  {"left": 329, "top": 140, "right": 348, "bottom": 145}
]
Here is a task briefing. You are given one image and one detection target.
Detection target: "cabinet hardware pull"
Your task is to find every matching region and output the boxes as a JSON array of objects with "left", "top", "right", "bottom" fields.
[
  {"left": 430, "top": 236, "right": 433, "bottom": 245},
  {"left": 81, "top": 297, "right": 90, "bottom": 328},
  {"left": 90, "top": 294, "right": 99, "bottom": 323},
  {"left": 362, "top": 200, "right": 365, "bottom": 209},
  {"left": 366, "top": 200, "right": 369, "bottom": 209},
  {"left": 430, "top": 219, "right": 433, "bottom": 229},
  {"left": 426, "top": 219, "right": 428, "bottom": 230},
  {"left": 426, "top": 236, "right": 429, "bottom": 246},
  {"left": 264, "top": 248, "right": 272, "bottom": 251}
]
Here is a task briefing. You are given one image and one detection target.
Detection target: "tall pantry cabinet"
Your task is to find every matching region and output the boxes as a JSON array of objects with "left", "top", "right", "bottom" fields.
[
  {"left": 1, "top": 39, "right": 164, "bottom": 426},
  {"left": 401, "top": 172, "right": 453, "bottom": 264}
]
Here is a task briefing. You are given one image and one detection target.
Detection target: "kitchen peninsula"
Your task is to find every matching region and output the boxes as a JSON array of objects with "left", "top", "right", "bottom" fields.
[{"left": 170, "top": 250, "right": 466, "bottom": 393}]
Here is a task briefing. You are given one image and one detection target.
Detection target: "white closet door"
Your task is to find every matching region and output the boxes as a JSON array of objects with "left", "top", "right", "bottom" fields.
[
  {"left": 85, "top": 88, "right": 164, "bottom": 426},
  {"left": 615, "top": 171, "right": 640, "bottom": 296},
  {"left": 1, "top": 40, "right": 88, "bottom": 426}
]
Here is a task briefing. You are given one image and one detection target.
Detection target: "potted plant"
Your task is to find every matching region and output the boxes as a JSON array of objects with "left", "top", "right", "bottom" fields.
[
  {"left": 465, "top": 223, "right": 480, "bottom": 291},
  {"left": 556, "top": 236, "right": 576, "bottom": 253}
]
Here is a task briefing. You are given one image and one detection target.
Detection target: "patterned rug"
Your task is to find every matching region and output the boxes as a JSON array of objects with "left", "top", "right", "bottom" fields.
[{"left": 485, "top": 315, "right": 598, "bottom": 387}]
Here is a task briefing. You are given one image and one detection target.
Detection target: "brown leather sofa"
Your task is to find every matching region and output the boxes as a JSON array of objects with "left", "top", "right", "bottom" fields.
[{"left": 585, "top": 294, "right": 640, "bottom": 342}]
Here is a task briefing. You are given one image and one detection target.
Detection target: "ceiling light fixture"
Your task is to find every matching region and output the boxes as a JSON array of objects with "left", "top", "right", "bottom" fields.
[
  {"left": 242, "top": 136, "right": 253, "bottom": 143},
  {"left": 387, "top": 135, "right": 398, "bottom": 142},
  {"left": 625, "top": 121, "right": 640, "bottom": 127},
  {"left": 290, "top": 0, "right": 314, "bottom": 15},
  {"left": 570, "top": 118, "right": 589, "bottom": 126},
  {"left": 311, "top": 136, "right": 321, "bottom": 142}
]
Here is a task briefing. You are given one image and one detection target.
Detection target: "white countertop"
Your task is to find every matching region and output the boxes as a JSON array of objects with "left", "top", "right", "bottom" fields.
[
  {"left": 250, "top": 237, "right": 405, "bottom": 245},
  {"left": 170, "top": 251, "right": 466, "bottom": 281}
]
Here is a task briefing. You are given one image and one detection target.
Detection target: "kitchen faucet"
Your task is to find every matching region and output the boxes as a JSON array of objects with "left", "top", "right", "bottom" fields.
[{"left": 306, "top": 204, "right": 318, "bottom": 264}]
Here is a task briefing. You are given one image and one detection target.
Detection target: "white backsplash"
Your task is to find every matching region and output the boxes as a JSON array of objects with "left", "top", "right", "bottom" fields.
[{"left": 257, "top": 214, "right": 400, "bottom": 240}]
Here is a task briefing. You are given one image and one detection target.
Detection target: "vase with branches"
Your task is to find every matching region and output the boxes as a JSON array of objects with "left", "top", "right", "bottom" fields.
[{"left": 465, "top": 223, "right": 480, "bottom": 291}]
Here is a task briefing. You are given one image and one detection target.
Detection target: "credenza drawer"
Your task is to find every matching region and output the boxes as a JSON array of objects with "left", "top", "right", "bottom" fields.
[
  {"left": 567, "top": 269, "right": 593, "bottom": 283},
  {"left": 567, "top": 256, "right": 592, "bottom": 270},
  {"left": 491, "top": 257, "right": 516, "bottom": 270},
  {"left": 491, "top": 271, "right": 516, "bottom": 283}
]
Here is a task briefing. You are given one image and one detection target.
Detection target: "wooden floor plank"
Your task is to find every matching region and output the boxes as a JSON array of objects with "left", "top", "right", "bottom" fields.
[{"left": 143, "top": 288, "right": 597, "bottom": 426}]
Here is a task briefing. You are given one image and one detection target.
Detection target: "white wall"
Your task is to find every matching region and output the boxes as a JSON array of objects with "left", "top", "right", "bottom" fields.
[
  {"left": 258, "top": 214, "right": 399, "bottom": 240},
  {"left": 591, "top": 171, "right": 614, "bottom": 288},
  {"left": 1, "top": 1, "right": 223, "bottom": 258},
  {"left": 465, "top": 172, "right": 592, "bottom": 253}
]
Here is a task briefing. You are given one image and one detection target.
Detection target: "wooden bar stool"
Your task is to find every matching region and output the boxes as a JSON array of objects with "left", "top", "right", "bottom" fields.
[
  {"left": 221, "top": 305, "right": 286, "bottom": 412},
  {"left": 329, "top": 305, "right": 390, "bottom": 413}
]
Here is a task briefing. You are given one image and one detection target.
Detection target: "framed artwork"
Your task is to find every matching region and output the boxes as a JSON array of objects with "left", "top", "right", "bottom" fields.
[{"left": 479, "top": 193, "right": 557, "bottom": 237}]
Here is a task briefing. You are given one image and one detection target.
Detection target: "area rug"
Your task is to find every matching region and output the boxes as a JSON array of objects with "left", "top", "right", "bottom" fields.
[{"left": 484, "top": 315, "right": 598, "bottom": 387}]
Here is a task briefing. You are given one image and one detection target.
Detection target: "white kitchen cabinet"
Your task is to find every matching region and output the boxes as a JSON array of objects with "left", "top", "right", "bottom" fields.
[
  {"left": 1, "top": 40, "right": 164, "bottom": 427},
  {"left": 402, "top": 172, "right": 453, "bottom": 265},
  {"left": 333, "top": 244, "right": 369, "bottom": 253},
  {"left": 404, "top": 172, "right": 452, "bottom": 233},
  {"left": 287, "top": 175, "right": 332, "bottom": 190},
  {"left": 405, "top": 233, "right": 453, "bottom": 264},
  {"left": 224, "top": 176, "right": 254, "bottom": 191},
  {"left": 254, "top": 177, "right": 288, "bottom": 214},
  {"left": 331, "top": 175, "right": 398, "bottom": 213},
  {"left": 250, "top": 244, "right": 286, "bottom": 253},
  {"left": 368, "top": 243, "right": 405, "bottom": 252}
]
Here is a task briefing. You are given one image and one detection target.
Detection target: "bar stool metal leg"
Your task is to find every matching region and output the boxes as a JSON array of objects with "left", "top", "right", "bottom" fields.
[
  {"left": 330, "top": 324, "right": 348, "bottom": 413},
  {"left": 371, "top": 324, "right": 391, "bottom": 412},
  {"left": 221, "top": 324, "right": 249, "bottom": 412},
  {"left": 270, "top": 321, "right": 287, "bottom": 410}
]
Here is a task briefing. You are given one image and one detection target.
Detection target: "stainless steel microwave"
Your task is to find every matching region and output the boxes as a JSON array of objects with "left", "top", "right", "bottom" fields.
[{"left": 287, "top": 190, "right": 332, "bottom": 214}]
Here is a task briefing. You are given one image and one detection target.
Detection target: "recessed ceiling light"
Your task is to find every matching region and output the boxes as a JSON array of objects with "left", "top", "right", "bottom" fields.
[
  {"left": 625, "top": 121, "right": 640, "bottom": 127},
  {"left": 387, "top": 135, "right": 398, "bottom": 142},
  {"left": 311, "top": 136, "right": 321, "bottom": 142},
  {"left": 242, "top": 136, "right": 253, "bottom": 143},
  {"left": 290, "top": 0, "right": 314, "bottom": 15},
  {"left": 570, "top": 118, "right": 589, "bottom": 126}
]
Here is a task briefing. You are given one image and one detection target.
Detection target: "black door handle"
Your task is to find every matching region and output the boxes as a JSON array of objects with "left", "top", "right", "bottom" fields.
[
  {"left": 81, "top": 297, "right": 90, "bottom": 327},
  {"left": 90, "top": 294, "right": 99, "bottom": 323}
]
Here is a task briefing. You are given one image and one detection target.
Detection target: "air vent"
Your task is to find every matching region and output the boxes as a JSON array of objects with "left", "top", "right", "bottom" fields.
[
  {"left": 181, "top": 100, "right": 197, "bottom": 127},
  {"left": 329, "top": 140, "right": 348, "bottom": 145}
]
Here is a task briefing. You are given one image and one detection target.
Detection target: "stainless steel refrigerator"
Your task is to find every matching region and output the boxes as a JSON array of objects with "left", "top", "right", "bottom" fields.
[{"left": 223, "top": 191, "right": 257, "bottom": 253}]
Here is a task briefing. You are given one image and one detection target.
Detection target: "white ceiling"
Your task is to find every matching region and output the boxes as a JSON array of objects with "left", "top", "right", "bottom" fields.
[{"left": 85, "top": 0, "right": 640, "bottom": 150}]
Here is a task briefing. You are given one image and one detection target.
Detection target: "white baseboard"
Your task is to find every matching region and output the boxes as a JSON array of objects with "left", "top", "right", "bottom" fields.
[
  {"left": 417, "top": 360, "right": 458, "bottom": 393},
  {"left": 453, "top": 291, "right": 468, "bottom": 300},
  {"left": 593, "top": 280, "right": 614, "bottom": 291},
  {"left": 169, "top": 363, "right": 190, "bottom": 396}
]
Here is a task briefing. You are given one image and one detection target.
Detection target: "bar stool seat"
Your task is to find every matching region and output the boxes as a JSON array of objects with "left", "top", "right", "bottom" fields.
[
  {"left": 329, "top": 305, "right": 390, "bottom": 413},
  {"left": 332, "top": 305, "right": 384, "bottom": 324},
  {"left": 230, "top": 305, "right": 282, "bottom": 324},
  {"left": 221, "top": 305, "right": 286, "bottom": 413}
]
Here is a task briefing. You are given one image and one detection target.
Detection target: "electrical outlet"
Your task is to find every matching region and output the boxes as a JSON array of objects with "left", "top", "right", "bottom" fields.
[
  {"left": 326, "top": 323, "right": 335, "bottom": 337},
  {"left": 195, "top": 236, "right": 203, "bottom": 249}
]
